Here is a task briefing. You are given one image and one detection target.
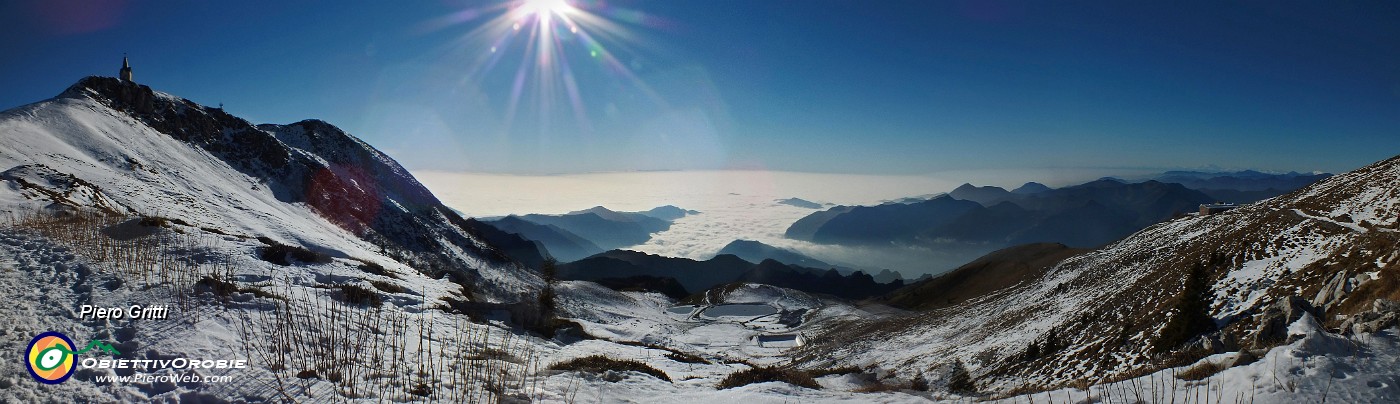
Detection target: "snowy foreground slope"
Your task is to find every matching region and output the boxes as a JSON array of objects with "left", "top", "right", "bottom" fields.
[
  {"left": 0, "top": 77, "right": 1395, "bottom": 402},
  {"left": 800, "top": 154, "right": 1400, "bottom": 399}
]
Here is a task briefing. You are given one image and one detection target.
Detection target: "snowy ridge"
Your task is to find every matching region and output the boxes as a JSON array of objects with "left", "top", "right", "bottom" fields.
[{"left": 0, "top": 77, "right": 539, "bottom": 301}]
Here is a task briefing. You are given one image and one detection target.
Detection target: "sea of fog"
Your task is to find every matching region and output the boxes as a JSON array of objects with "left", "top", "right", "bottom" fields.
[{"left": 414, "top": 169, "right": 1144, "bottom": 277}]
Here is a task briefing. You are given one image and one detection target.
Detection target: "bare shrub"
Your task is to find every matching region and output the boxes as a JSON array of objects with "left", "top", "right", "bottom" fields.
[
  {"left": 357, "top": 261, "right": 396, "bottom": 278},
  {"left": 259, "top": 242, "right": 331, "bottom": 266},
  {"left": 549, "top": 355, "right": 671, "bottom": 382},
  {"left": 1176, "top": 360, "right": 1226, "bottom": 381},
  {"left": 11, "top": 210, "right": 234, "bottom": 322},
  {"left": 235, "top": 282, "right": 544, "bottom": 402},
  {"left": 718, "top": 366, "right": 818, "bottom": 389},
  {"left": 337, "top": 284, "right": 382, "bottom": 307},
  {"left": 11, "top": 209, "right": 551, "bottom": 402},
  {"left": 370, "top": 280, "right": 406, "bottom": 294},
  {"left": 806, "top": 366, "right": 861, "bottom": 378}
]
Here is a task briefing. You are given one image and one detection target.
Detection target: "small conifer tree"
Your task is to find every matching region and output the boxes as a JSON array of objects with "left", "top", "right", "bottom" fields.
[
  {"left": 947, "top": 359, "right": 974, "bottom": 393},
  {"left": 1153, "top": 262, "right": 1216, "bottom": 352}
]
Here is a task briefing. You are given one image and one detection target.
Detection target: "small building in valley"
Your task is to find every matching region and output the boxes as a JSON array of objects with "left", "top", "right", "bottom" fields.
[{"left": 755, "top": 333, "right": 805, "bottom": 348}]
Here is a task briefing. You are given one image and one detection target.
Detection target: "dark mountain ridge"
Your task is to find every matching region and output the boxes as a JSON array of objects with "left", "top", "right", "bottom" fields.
[
  {"left": 1011, "top": 182, "right": 1051, "bottom": 194},
  {"left": 948, "top": 183, "right": 1016, "bottom": 206},
  {"left": 716, "top": 239, "right": 846, "bottom": 273},
  {"left": 481, "top": 215, "right": 605, "bottom": 262},
  {"left": 879, "top": 243, "right": 1087, "bottom": 310},
  {"left": 515, "top": 206, "right": 683, "bottom": 251},
  {"left": 788, "top": 180, "right": 1213, "bottom": 248},
  {"left": 557, "top": 249, "right": 903, "bottom": 300},
  {"left": 801, "top": 195, "right": 984, "bottom": 245}
]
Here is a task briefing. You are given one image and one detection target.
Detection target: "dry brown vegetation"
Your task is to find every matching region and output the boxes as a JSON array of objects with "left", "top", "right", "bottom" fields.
[
  {"left": 548, "top": 355, "right": 671, "bottom": 382},
  {"left": 1176, "top": 360, "right": 1226, "bottom": 381},
  {"left": 6, "top": 209, "right": 551, "bottom": 403},
  {"left": 233, "top": 282, "right": 549, "bottom": 402},
  {"left": 717, "top": 365, "right": 819, "bottom": 390},
  {"left": 8, "top": 211, "right": 234, "bottom": 321}
]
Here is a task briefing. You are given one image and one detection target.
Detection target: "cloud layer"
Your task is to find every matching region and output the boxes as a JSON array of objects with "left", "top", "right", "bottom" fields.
[{"left": 415, "top": 169, "right": 1122, "bottom": 276}]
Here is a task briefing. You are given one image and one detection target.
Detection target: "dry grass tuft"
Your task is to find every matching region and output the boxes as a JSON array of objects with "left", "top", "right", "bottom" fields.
[
  {"left": 549, "top": 355, "right": 671, "bottom": 382},
  {"left": 1176, "top": 360, "right": 1226, "bottom": 381},
  {"left": 717, "top": 366, "right": 819, "bottom": 390}
]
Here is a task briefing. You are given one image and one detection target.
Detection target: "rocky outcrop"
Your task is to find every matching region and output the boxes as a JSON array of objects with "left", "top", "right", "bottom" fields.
[
  {"left": 0, "top": 164, "right": 129, "bottom": 214},
  {"left": 1340, "top": 299, "right": 1400, "bottom": 335},
  {"left": 1252, "top": 296, "right": 1319, "bottom": 347},
  {"left": 1313, "top": 270, "right": 1363, "bottom": 310}
]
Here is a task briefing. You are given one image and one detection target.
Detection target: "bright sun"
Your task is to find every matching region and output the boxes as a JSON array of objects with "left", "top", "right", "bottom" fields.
[
  {"left": 427, "top": 0, "right": 652, "bottom": 130},
  {"left": 517, "top": 0, "right": 574, "bottom": 17}
]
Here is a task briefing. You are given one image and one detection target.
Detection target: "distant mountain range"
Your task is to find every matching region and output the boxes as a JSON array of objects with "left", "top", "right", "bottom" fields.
[
  {"left": 786, "top": 181, "right": 1187, "bottom": 248},
  {"left": 775, "top": 197, "right": 824, "bottom": 209},
  {"left": 1011, "top": 181, "right": 1051, "bottom": 194},
  {"left": 480, "top": 205, "right": 695, "bottom": 262},
  {"left": 714, "top": 239, "right": 909, "bottom": 283},
  {"left": 786, "top": 171, "right": 1330, "bottom": 251},
  {"left": 556, "top": 250, "right": 903, "bottom": 300},
  {"left": 479, "top": 216, "right": 604, "bottom": 263},
  {"left": 716, "top": 239, "right": 845, "bottom": 272},
  {"left": 1150, "top": 170, "right": 1330, "bottom": 191},
  {"left": 1147, "top": 170, "right": 1332, "bottom": 203}
]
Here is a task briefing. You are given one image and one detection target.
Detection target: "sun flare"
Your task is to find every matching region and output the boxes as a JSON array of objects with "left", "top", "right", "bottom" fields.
[{"left": 422, "top": 0, "right": 662, "bottom": 132}]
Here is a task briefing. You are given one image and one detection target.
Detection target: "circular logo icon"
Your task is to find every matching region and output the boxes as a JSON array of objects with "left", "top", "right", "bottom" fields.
[{"left": 25, "top": 331, "right": 76, "bottom": 384}]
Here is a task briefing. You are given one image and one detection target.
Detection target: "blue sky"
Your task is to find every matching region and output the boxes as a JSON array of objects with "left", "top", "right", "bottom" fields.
[{"left": 1, "top": 0, "right": 1397, "bottom": 175}]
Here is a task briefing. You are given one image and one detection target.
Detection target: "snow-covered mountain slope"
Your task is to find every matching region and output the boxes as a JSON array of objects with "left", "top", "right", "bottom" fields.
[
  {"left": 0, "top": 76, "right": 541, "bottom": 301},
  {"left": 994, "top": 314, "right": 1399, "bottom": 403},
  {"left": 2, "top": 76, "right": 1393, "bottom": 402},
  {"left": 798, "top": 153, "right": 1400, "bottom": 393}
]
